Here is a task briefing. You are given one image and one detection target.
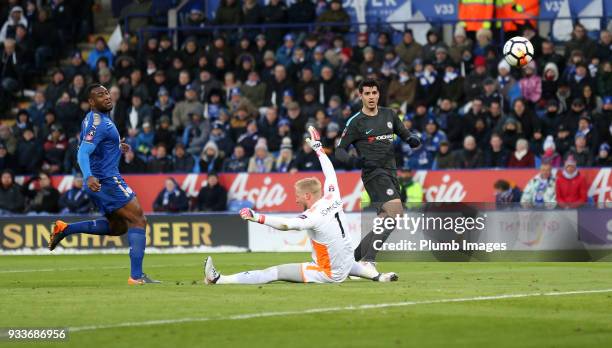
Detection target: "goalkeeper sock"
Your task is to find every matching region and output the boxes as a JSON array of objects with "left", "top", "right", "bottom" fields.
[
  {"left": 217, "top": 267, "right": 279, "bottom": 284},
  {"left": 63, "top": 219, "right": 111, "bottom": 236},
  {"left": 349, "top": 261, "right": 379, "bottom": 280},
  {"left": 128, "top": 227, "right": 146, "bottom": 279}
]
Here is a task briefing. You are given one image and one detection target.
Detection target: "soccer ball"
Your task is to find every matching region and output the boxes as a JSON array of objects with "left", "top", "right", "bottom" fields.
[{"left": 502, "top": 36, "right": 534, "bottom": 68}]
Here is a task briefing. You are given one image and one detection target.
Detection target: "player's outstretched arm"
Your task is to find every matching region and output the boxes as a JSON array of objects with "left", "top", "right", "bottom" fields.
[
  {"left": 335, "top": 119, "right": 362, "bottom": 168},
  {"left": 393, "top": 113, "right": 421, "bottom": 148},
  {"left": 239, "top": 208, "right": 314, "bottom": 231},
  {"left": 77, "top": 142, "right": 100, "bottom": 192},
  {"left": 306, "top": 126, "right": 339, "bottom": 195}
]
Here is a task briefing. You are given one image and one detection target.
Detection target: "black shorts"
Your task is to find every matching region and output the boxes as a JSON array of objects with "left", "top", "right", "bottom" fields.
[{"left": 364, "top": 174, "right": 401, "bottom": 213}]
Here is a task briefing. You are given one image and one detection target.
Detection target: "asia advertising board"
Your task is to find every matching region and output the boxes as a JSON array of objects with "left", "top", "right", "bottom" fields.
[{"left": 35, "top": 168, "right": 612, "bottom": 213}]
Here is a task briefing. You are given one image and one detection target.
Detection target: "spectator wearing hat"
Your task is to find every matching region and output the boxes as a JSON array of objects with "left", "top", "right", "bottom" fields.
[
  {"left": 0, "top": 6, "right": 27, "bottom": 42},
  {"left": 236, "top": 119, "right": 259, "bottom": 157},
  {"left": 153, "top": 115, "right": 176, "bottom": 151},
  {"left": 248, "top": 139, "right": 274, "bottom": 173},
  {"left": 209, "top": 121, "right": 234, "bottom": 158},
  {"left": 262, "top": 0, "right": 288, "bottom": 47},
  {"left": 23, "top": 171, "right": 59, "bottom": 214},
  {"left": 182, "top": 112, "right": 211, "bottom": 157},
  {"left": 275, "top": 34, "right": 296, "bottom": 67},
  {"left": 0, "top": 169, "right": 24, "bottom": 214},
  {"left": 12, "top": 109, "right": 33, "bottom": 140},
  {"left": 172, "top": 84, "right": 204, "bottom": 133},
  {"left": 540, "top": 99, "right": 560, "bottom": 137},
  {"left": 566, "top": 133, "right": 593, "bottom": 167},
  {"left": 42, "top": 123, "right": 67, "bottom": 174},
  {"left": 507, "top": 138, "right": 535, "bottom": 168},
  {"left": 241, "top": 71, "right": 266, "bottom": 108},
  {"left": 453, "top": 135, "right": 484, "bottom": 169},
  {"left": 273, "top": 137, "right": 294, "bottom": 173},
  {"left": 483, "top": 133, "right": 509, "bottom": 168},
  {"left": 422, "top": 117, "right": 447, "bottom": 163},
  {"left": 495, "top": 59, "right": 516, "bottom": 109},
  {"left": 222, "top": 145, "right": 248, "bottom": 172},
  {"left": 147, "top": 144, "right": 173, "bottom": 173},
  {"left": 199, "top": 141, "right": 224, "bottom": 174},
  {"left": 541, "top": 135, "right": 563, "bottom": 167},
  {"left": 172, "top": 143, "right": 196, "bottom": 173},
  {"left": 464, "top": 55, "right": 489, "bottom": 101},
  {"left": 432, "top": 47, "right": 452, "bottom": 74},
  {"left": 449, "top": 25, "right": 473, "bottom": 64},
  {"left": 15, "top": 126, "right": 40, "bottom": 174},
  {"left": 541, "top": 62, "right": 560, "bottom": 102},
  {"left": 152, "top": 87, "right": 175, "bottom": 125},
  {"left": 153, "top": 178, "right": 189, "bottom": 213},
  {"left": 197, "top": 173, "right": 227, "bottom": 212},
  {"left": 120, "top": 148, "right": 147, "bottom": 174},
  {"left": 595, "top": 143, "right": 612, "bottom": 166},
  {"left": 432, "top": 140, "right": 454, "bottom": 170},
  {"left": 556, "top": 155, "right": 588, "bottom": 208},
  {"left": 135, "top": 120, "right": 155, "bottom": 157},
  {"left": 316, "top": 0, "right": 350, "bottom": 34},
  {"left": 398, "top": 166, "right": 424, "bottom": 208},
  {"left": 63, "top": 50, "right": 91, "bottom": 83},
  {"left": 359, "top": 46, "right": 381, "bottom": 78},
  {"left": 58, "top": 173, "right": 93, "bottom": 214},
  {"left": 292, "top": 137, "right": 322, "bottom": 172}
]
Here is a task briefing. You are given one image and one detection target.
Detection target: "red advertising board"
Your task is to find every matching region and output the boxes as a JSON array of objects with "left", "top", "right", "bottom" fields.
[{"left": 41, "top": 168, "right": 612, "bottom": 213}]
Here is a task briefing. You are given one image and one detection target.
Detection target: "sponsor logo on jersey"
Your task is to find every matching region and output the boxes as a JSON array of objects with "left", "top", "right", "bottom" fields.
[
  {"left": 297, "top": 214, "right": 308, "bottom": 219},
  {"left": 386, "top": 188, "right": 394, "bottom": 196},
  {"left": 367, "top": 133, "right": 394, "bottom": 143},
  {"left": 328, "top": 184, "right": 335, "bottom": 192},
  {"left": 387, "top": 121, "right": 392, "bottom": 129},
  {"left": 365, "top": 129, "right": 374, "bottom": 134}
]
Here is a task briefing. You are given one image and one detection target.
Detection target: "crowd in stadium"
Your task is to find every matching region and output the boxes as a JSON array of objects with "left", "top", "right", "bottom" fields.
[{"left": 0, "top": 0, "right": 610, "bottom": 214}]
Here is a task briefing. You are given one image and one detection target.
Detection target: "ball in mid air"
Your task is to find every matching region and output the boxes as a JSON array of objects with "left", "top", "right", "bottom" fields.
[{"left": 502, "top": 36, "right": 534, "bottom": 68}]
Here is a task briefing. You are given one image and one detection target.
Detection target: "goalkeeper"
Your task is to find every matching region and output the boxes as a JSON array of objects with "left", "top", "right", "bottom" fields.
[{"left": 203, "top": 127, "right": 398, "bottom": 285}]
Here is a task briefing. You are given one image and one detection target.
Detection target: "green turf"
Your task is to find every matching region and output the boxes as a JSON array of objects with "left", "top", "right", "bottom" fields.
[{"left": 1, "top": 253, "right": 612, "bottom": 347}]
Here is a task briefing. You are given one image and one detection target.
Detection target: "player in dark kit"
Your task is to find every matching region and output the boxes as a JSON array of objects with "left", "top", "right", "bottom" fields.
[
  {"left": 336, "top": 79, "right": 421, "bottom": 272},
  {"left": 49, "top": 84, "right": 159, "bottom": 285}
]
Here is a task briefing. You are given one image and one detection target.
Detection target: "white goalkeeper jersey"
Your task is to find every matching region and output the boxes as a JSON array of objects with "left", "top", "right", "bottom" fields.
[{"left": 263, "top": 150, "right": 354, "bottom": 281}]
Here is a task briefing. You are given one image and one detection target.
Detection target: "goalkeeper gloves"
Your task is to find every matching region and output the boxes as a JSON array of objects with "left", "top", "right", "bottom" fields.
[
  {"left": 305, "top": 126, "right": 323, "bottom": 154},
  {"left": 239, "top": 207, "right": 265, "bottom": 224}
]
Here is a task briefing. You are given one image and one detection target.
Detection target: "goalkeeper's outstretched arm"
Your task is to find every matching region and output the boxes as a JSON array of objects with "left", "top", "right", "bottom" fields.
[
  {"left": 239, "top": 208, "right": 315, "bottom": 231},
  {"left": 306, "top": 126, "right": 339, "bottom": 195}
]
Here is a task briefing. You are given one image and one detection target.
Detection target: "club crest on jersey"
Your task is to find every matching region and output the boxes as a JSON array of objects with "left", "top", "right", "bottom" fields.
[
  {"left": 328, "top": 184, "right": 335, "bottom": 192},
  {"left": 387, "top": 121, "right": 392, "bottom": 129},
  {"left": 386, "top": 188, "right": 394, "bottom": 196}
]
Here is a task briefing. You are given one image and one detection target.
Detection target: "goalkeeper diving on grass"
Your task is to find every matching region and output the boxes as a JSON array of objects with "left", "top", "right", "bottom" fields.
[{"left": 204, "top": 126, "right": 398, "bottom": 285}]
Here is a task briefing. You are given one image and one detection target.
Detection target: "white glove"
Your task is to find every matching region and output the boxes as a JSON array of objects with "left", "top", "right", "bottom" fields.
[{"left": 305, "top": 126, "right": 323, "bottom": 153}]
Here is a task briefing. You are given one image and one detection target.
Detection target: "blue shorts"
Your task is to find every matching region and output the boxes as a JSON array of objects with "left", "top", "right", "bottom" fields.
[{"left": 86, "top": 176, "right": 136, "bottom": 215}]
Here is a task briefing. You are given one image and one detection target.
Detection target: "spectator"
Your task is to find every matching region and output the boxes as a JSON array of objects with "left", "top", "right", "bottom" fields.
[
  {"left": 42, "top": 124, "right": 67, "bottom": 174},
  {"left": 197, "top": 173, "right": 227, "bottom": 211},
  {"left": 494, "top": 179, "right": 522, "bottom": 206},
  {"left": 274, "top": 138, "right": 294, "bottom": 172},
  {"left": 236, "top": 119, "right": 259, "bottom": 157},
  {"left": 1, "top": 38, "right": 22, "bottom": 96},
  {"left": 263, "top": 0, "right": 288, "bottom": 47},
  {"left": 0, "top": 141, "right": 15, "bottom": 172},
  {"left": 541, "top": 62, "right": 560, "bottom": 102},
  {"left": 15, "top": 127, "right": 41, "bottom": 174},
  {"left": 215, "top": 0, "right": 242, "bottom": 26},
  {"left": 564, "top": 23, "right": 596, "bottom": 60},
  {"left": 432, "top": 140, "right": 454, "bottom": 169},
  {"left": 541, "top": 135, "right": 563, "bottom": 167},
  {"left": 63, "top": 51, "right": 91, "bottom": 82},
  {"left": 154, "top": 115, "right": 176, "bottom": 150},
  {"left": 518, "top": 61, "right": 542, "bottom": 106},
  {"left": 209, "top": 121, "right": 234, "bottom": 158},
  {"left": 222, "top": 145, "right": 249, "bottom": 172},
  {"left": 496, "top": 59, "right": 516, "bottom": 107},
  {"left": 148, "top": 144, "right": 173, "bottom": 173},
  {"left": 449, "top": 25, "right": 472, "bottom": 64},
  {"left": 422, "top": 28, "right": 447, "bottom": 62},
  {"left": 172, "top": 84, "right": 204, "bottom": 132},
  {"left": 0, "top": 6, "right": 27, "bottom": 42},
  {"left": 556, "top": 155, "right": 587, "bottom": 208},
  {"left": 243, "top": 0, "right": 263, "bottom": 25},
  {"left": 440, "top": 64, "right": 464, "bottom": 105},
  {"left": 241, "top": 71, "right": 266, "bottom": 108},
  {"left": 24, "top": 172, "right": 59, "bottom": 214},
  {"left": 0, "top": 169, "right": 24, "bottom": 214},
  {"left": 521, "top": 162, "right": 557, "bottom": 207},
  {"left": 387, "top": 67, "right": 416, "bottom": 107},
  {"left": 509, "top": 98, "right": 539, "bottom": 140},
  {"left": 316, "top": 0, "right": 350, "bottom": 34},
  {"left": 453, "top": 135, "right": 484, "bottom": 168},
  {"left": 464, "top": 56, "right": 488, "bottom": 101},
  {"left": 87, "top": 36, "right": 113, "bottom": 70},
  {"left": 135, "top": 121, "right": 155, "bottom": 157},
  {"left": 199, "top": 141, "right": 224, "bottom": 173},
  {"left": 120, "top": 148, "right": 147, "bottom": 174},
  {"left": 172, "top": 143, "right": 195, "bottom": 173},
  {"left": 595, "top": 143, "right": 612, "bottom": 166},
  {"left": 58, "top": 173, "right": 93, "bottom": 214},
  {"left": 153, "top": 178, "right": 189, "bottom": 212},
  {"left": 292, "top": 138, "right": 322, "bottom": 172},
  {"left": 182, "top": 112, "right": 210, "bottom": 156},
  {"left": 507, "top": 138, "right": 535, "bottom": 168},
  {"left": 484, "top": 133, "right": 509, "bottom": 168},
  {"left": 566, "top": 134, "right": 593, "bottom": 167},
  {"left": 248, "top": 140, "right": 274, "bottom": 173}
]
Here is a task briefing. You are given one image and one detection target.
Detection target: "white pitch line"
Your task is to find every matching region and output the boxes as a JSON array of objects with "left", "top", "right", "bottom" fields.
[
  {"left": 67, "top": 288, "right": 612, "bottom": 333},
  {"left": 0, "top": 263, "right": 201, "bottom": 274}
]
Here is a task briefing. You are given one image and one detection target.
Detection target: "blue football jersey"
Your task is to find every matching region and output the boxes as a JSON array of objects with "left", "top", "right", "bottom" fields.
[{"left": 79, "top": 111, "right": 122, "bottom": 179}]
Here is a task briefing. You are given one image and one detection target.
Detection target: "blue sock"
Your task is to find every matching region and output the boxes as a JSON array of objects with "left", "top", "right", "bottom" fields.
[
  {"left": 128, "top": 227, "right": 146, "bottom": 279},
  {"left": 63, "top": 220, "right": 111, "bottom": 236}
]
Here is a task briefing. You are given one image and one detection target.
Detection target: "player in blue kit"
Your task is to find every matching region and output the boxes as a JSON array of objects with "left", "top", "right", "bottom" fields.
[{"left": 49, "top": 84, "right": 159, "bottom": 285}]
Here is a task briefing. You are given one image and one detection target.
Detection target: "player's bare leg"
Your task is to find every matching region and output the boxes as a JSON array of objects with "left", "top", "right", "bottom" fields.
[
  {"left": 111, "top": 197, "right": 160, "bottom": 285},
  {"left": 204, "top": 256, "right": 303, "bottom": 284}
]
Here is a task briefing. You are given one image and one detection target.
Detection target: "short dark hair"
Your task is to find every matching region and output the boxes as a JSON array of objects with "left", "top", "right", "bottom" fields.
[
  {"left": 358, "top": 78, "right": 380, "bottom": 93},
  {"left": 86, "top": 83, "right": 105, "bottom": 98},
  {"left": 493, "top": 179, "right": 510, "bottom": 191}
]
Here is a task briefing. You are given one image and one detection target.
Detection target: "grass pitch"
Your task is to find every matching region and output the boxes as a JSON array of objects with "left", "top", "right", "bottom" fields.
[{"left": 1, "top": 253, "right": 612, "bottom": 347}]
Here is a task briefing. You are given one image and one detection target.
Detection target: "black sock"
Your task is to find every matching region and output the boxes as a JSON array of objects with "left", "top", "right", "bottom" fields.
[{"left": 361, "top": 227, "right": 394, "bottom": 262}]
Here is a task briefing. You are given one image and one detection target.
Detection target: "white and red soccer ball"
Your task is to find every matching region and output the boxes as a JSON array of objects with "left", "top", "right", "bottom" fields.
[{"left": 503, "top": 36, "right": 535, "bottom": 68}]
